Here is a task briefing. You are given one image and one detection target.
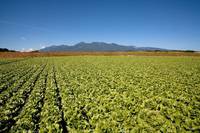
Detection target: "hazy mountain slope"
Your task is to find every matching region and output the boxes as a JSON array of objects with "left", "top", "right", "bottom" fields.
[{"left": 40, "top": 42, "right": 166, "bottom": 52}]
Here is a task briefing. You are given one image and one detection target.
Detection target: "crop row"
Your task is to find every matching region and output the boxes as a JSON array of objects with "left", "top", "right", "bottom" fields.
[
  {"left": 0, "top": 65, "right": 39, "bottom": 106},
  {"left": 0, "top": 64, "right": 46, "bottom": 132},
  {"left": 10, "top": 65, "right": 48, "bottom": 132}
]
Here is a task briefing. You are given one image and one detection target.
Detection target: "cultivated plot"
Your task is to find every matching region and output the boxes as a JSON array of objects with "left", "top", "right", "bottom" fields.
[{"left": 0, "top": 56, "right": 200, "bottom": 132}]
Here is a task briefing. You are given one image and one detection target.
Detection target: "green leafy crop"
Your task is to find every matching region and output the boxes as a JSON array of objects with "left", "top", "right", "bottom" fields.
[{"left": 0, "top": 56, "right": 200, "bottom": 132}]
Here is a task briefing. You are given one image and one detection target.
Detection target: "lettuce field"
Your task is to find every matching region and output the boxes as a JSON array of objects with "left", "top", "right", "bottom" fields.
[{"left": 0, "top": 56, "right": 200, "bottom": 132}]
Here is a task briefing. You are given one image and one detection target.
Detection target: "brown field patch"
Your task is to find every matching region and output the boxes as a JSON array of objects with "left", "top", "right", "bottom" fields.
[{"left": 0, "top": 51, "right": 200, "bottom": 58}]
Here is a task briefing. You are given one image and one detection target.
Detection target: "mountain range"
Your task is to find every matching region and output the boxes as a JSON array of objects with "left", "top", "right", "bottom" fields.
[{"left": 40, "top": 42, "right": 167, "bottom": 52}]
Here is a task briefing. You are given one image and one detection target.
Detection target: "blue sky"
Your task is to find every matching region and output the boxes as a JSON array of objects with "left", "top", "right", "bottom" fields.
[{"left": 0, "top": 0, "right": 200, "bottom": 51}]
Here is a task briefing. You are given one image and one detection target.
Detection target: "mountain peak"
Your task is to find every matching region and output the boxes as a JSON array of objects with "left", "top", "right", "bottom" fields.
[{"left": 40, "top": 42, "right": 166, "bottom": 52}]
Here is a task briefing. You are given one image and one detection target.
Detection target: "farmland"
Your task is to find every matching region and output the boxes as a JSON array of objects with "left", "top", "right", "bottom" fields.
[{"left": 0, "top": 56, "right": 200, "bottom": 132}]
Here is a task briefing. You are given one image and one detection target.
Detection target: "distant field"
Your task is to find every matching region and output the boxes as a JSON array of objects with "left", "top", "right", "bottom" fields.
[
  {"left": 0, "top": 56, "right": 200, "bottom": 132},
  {"left": 0, "top": 51, "right": 200, "bottom": 58}
]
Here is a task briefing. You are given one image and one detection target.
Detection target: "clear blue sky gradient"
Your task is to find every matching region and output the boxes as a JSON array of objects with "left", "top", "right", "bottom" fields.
[{"left": 0, "top": 0, "right": 200, "bottom": 51}]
